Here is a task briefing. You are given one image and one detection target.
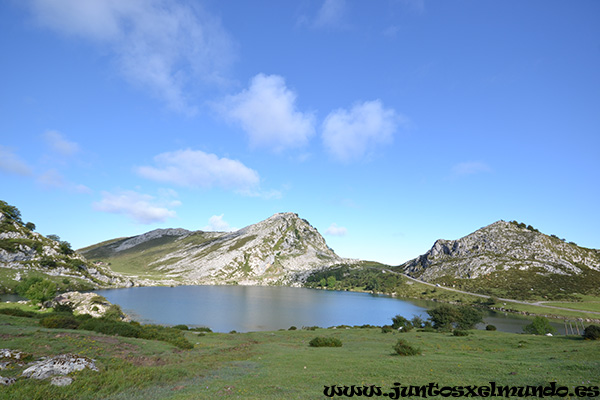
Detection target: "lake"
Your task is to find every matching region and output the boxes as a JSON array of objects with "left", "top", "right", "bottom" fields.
[{"left": 93, "top": 285, "right": 565, "bottom": 334}]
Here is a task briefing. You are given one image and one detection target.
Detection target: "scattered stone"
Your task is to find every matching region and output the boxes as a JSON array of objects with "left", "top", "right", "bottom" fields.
[
  {"left": 0, "top": 376, "right": 16, "bottom": 386},
  {"left": 51, "top": 376, "right": 74, "bottom": 386},
  {"left": 22, "top": 354, "right": 98, "bottom": 380}
]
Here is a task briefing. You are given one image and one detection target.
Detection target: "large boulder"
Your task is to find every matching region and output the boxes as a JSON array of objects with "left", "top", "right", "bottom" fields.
[{"left": 21, "top": 354, "right": 98, "bottom": 380}]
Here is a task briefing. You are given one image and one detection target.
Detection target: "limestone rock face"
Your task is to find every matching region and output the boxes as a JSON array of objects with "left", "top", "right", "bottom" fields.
[
  {"left": 49, "top": 291, "right": 124, "bottom": 319},
  {"left": 401, "top": 220, "right": 600, "bottom": 281},
  {"left": 0, "top": 210, "right": 125, "bottom": 288},
  {"left": 82, "top": 213, "right": 355, "bottom": 285},
  {"left": 21, "top": 354, "right": 98, "bottom": 380}
]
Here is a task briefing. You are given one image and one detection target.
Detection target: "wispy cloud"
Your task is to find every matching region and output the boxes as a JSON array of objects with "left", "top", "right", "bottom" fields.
[
  {"left": 0, "top": 146, "right": 33, "bottom": 176},
  {"left": 451, "top": 161, "right": 492, "bottom": 177},
  {"left": 219, "top": 74, "right": 315, "bottom": 152},
  {"left": 325, "top": 223, "right": 347, "bottom": 237},
  {"left": 26, "top": 0, "right": 235, "bottom": 113},
  {"left": 93, "top": 189, "right": 179, "bottom": 224},
  {"left": 203, "top": 214, "right": 237, "bottom": 232},
  {"left": 313, "top": 0, "right": 349, "bottom": 29},
  {"left": 43, "top": 130, "right": 80, "bottom": 156},
  {"left": 322, "top": 99, "right": 406, "bottom": 162},
  {"left": 36, "top": 169, "right": 91, "bottom": 194},
  {"left": 136, "top": 149, "right": 260, "bottom": 193}
]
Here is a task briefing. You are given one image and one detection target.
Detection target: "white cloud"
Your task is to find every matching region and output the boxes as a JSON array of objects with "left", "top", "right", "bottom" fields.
[
  {"left": 451, "top": 161, "right": 492, "bottom": 177},
  {"left": 322, "top": 99, "right": 404, "bottom": 162},
  {"left": 203, "top": 214, "right": 236, "bottom": 232},
  {"left": 0, "top": 146, "right": 33, "bottom": 176},
  {"left": 220, "top": 74, "right": 316, "bottom": 152},
  {"left": 27, "top": 0, "right": 235, "bottom": 113},
  {"left": 136, "top": 149, "right": 260, "bottom": 193},
  {"left": 93, "top": 189, "right": 178, "bottom": 224},
  {"left": 325, "top": 223, "right": 347, "bottom": 237},
  {"left": 43, "top": 130, "right": 80, "bottom": 156},
  {"left": 314, "top": 0, "right": 348, "bottom": 29}
]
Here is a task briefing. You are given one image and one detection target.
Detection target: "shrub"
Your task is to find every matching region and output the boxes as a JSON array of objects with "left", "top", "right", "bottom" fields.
[
  {"left": 191, "top": 326, "right": 212, "bottom": 333},
  {"left": 15, "top": 277, "right": 43, "bottom": 297},
  {"left": 25, "top": 279, "right": 57, "bottom": 304},
  {"left": 309, "top": 336, "right": 343, "bottom": 347},
  {"left": 381, "top": 325, "right": 394, "bottom": 333},
  {"left": 393, "top": 339, "right": 420, "bottom": 356},
  {"left": 302, "top": 326, "right": 319, "bottom": 331},
  {"left": 288, "top": 326, "right": 297, "bottom": 330},
  {"left": 40, "top": 315, "right": 80, "bottom": 329},
  {"left": 427, "top": 304, "right": 483, "bottom": 330},
  {"left": 53, "top": 303, "right": 74, "bottom": 314},
  {"left": 453, "top": 330, "right": 469, "bottom": 336},
  {"left": 0, "top": 307, "right": 38, "bottom": 318},
  {"left": 486, "top": 324, "right": 497, "bottom": 331},
  {"left": 391, "top": 315, "right": 413, "bottom": 332},
  {"left": 173, "top": 324, "right": 189, "bottom": 330},
  {"left": 583, "top": 325, "right": 600, "bottom": 340},
  {"left": 103, "top": 304, "right": 125, "bottom": 321},
  {"left": 523, "top": 316, "right": 556, "bottom": 335}
]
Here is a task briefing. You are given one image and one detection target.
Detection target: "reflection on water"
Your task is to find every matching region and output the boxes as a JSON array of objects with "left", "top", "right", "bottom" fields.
[{"left": 93, "top": 285, "right": 569, "bottom": 334}]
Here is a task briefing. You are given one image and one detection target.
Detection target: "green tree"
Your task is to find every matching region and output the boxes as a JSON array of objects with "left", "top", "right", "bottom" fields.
[
  {"left": 59, "top": 241, "right": 74, "bottom": 255},
  {"left": 391, "top": 315, "right": 413, "bottom": 332},
  {"left": 319, "top": 278, "right": 327, "bottom": 287},
  {"left": 326, "top": 276, "right": 336, "bottom": 288},
  {"left": 454, "top": 305, "right": 484, "bottom": 330},
  {"left": 0, "top": 200, "right": 23, "bottom": 224},
  {"left": 25, "top": 222, "right": 36, "bottom": 231},
  {"left": 25, "top": 279, "right": 57, "bottom": 304},
  {"left": 427, "top": 304, "right": 457, "bottom": 330},
  {"left": 47, "top": 234, "right": 61, "bottom": 242},
  {"left": 523, "top": 316, "right": 556, "bottom": 335}
]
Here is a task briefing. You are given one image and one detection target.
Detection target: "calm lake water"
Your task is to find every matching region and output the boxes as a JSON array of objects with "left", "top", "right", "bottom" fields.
[{"left": 93, "top": 285, "right": 566, "bottom": 334}]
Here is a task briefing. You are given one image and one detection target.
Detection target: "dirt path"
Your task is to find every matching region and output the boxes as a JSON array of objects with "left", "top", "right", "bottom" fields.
[{"left": 387, "top": 270, "right": 600, "bottom": 316}]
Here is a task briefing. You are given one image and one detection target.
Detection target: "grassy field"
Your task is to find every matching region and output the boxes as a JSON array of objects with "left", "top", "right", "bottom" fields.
[{"left": 1, "top": 311, "right": 599, "bottom": 400}]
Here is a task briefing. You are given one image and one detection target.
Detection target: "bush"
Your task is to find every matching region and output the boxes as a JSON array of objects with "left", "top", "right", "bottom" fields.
[
  {"left": 53, "top": 303, "right": 74, "bottom": 314},
  {"left": 25, "top": 279, "right": 57, "bottom": 304},
  {"left": 0, "top": 307, "right": 39, "bottom": 318},
  {"left": 453, "top": 330, "right": 469, "bottom": 336},
  {"left": 523, "top": 316, "right": 556, "bottom": 335},
  {"left": 288, "top": 326, "right": 297, "bottom": 330},
  {"left": 302, "top": 326, "right": 319, "bottom": 331},
  {"left": 583, "top": 325, "right": 600, "bottom": 340},
  {"left": 381, "top": 325, "right": 394, "bottom": 333},
  {"left": 427, "top": 304, "right": 483, "bottom": 330},
  {"left": 391, "top": 315, "right": 413, "bottom": 332},
  {"left": 309, "top": 336, "right": 343, "bottom": 347},
  {"left": 172, "top": 324, "right": 189, "bottom": 330},
  {"left": 103, "top": 304, "right": 125, "bottom": 321},
  {"left": 191, "top": 326, "right": 212, "bottom": 333},
  {"left": 40, "top": 315, "right": 80, "bottom": 329},
  {"left": 486, "top": 324, "right": 497, "bottom": 331},
  {"left": 393, "top": 339, "right": 420, "bottom": 356}
]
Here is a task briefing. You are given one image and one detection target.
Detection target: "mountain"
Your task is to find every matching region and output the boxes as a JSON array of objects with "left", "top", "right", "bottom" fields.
[
  {"left": 399, "top": 220, "right": 600, "bottom": 300},
  {"left": 80, "top": 212, "right": 352, "bottom": 285},
  {"left": 0, "top": 201, "right": 125, "bottom": 293}
]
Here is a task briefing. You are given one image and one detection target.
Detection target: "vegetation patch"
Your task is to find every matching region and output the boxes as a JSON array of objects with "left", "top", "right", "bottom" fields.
[{"left": 309, "top": 336, "right": 342, "bottom": 347}]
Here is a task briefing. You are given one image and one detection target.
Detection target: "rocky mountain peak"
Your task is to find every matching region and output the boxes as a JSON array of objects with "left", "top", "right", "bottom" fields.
[{"left": 402, "top": 220, "right": 600, "bottom": 281}]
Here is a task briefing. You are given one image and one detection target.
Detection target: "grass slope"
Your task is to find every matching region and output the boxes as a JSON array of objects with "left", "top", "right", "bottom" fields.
[{"left": 1, "top": 311, "right": 599, "bottom": 399}]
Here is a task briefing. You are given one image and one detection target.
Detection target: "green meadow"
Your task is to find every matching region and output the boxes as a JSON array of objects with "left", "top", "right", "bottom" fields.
[{"left": 1, "top": 310, "right": 599, "bottom": 400}]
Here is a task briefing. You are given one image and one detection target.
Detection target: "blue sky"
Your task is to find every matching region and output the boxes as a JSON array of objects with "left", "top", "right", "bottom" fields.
[{"left": 1, "top": 0, "right": 599, "bottom": 265}]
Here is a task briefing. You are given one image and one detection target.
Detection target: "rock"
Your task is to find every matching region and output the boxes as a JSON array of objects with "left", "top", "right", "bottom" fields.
[
  {"left": 49, "top": 291, "right": 124, "bottom": 319},
  {"left": 51, "top": 376, "right": 74, "bottom": 386},
  {"left": 21, "top": 354, "right": 98, "bottom": 380},
  {"left": 0, "top": 376, "right": 16, "bottom": 386}
]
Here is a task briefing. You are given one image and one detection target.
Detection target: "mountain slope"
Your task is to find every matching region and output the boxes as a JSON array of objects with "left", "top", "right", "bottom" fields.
[
  {"left": 0, "top": 201, "right": 126, "bottom": 293},
  {"left": 399, "top": 220, "right": 600, "bottom": 300},
  {"left": 80, "top": 212, "right": 351, "bottom": 285}
]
